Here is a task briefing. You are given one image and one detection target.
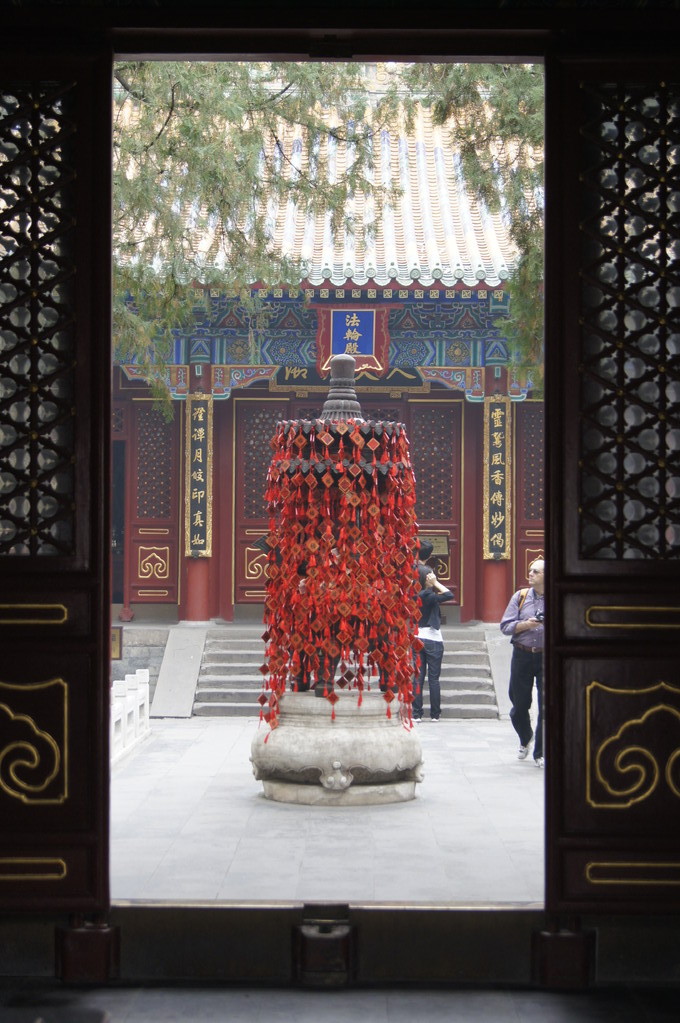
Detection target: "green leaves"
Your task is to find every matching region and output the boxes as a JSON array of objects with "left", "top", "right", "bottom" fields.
[{"left": 405, "top": 62, "right": 544, "bottom": 384}]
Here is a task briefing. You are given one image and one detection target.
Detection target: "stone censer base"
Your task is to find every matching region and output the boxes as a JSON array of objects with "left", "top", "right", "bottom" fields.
[{"left": 250, "top": 690, "right": 424, "bottom": 806}]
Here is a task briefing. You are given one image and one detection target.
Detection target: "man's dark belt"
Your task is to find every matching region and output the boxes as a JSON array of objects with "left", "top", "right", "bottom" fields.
[{"left": 513, "top": 643, "right": 543, "bottom": 654}]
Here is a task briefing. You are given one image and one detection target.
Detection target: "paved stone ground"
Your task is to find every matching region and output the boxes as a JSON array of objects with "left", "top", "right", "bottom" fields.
[{"left": 110, "top": 712, "right": 544, "bottom": 905}]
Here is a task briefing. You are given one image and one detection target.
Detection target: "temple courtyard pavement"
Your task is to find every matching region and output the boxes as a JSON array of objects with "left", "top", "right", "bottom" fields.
[{"left": 110, "top": 626, "right": 545, "bottom": 905}]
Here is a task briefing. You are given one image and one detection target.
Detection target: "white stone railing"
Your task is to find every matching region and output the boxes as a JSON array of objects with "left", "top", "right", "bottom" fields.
[{"left": 110, "top": 669, "right": 151, "bottom": 765}]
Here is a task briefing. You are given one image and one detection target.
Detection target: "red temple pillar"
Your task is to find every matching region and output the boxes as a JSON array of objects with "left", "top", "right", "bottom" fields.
[
  {"left": 184, "top": 555, "right": 211, "bottom": 621},
  {"left": 479, "top": 558, "right": 513, "bottom": 623}
]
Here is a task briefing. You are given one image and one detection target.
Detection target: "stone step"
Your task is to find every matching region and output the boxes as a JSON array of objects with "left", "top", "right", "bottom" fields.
[
  {"left": 439, "top": 665, "right": 492, "bottom": 678},
  {"left": 204, "top": 640, "right": 488, "bottom": 655},
  {"left": 192, "top": 700, "right": 499, "bottom": 719},
  {"left": 439, "top": 690, "right": 496, "bottom": 704},
  {"left": 193, "top": 702, "right": 262, "bottom": 717},
  {"left": 197, "top": 673, "right": 269, "bottom": 686},
  {"left": 196, "top": 671, "right": 494, "bottom": 691},
  {"left": 204, "top": 631, "right": 491, "bottom": 646},
  {"left": 199, "top": 667, "right": 493, "bottom": 684},
  {"left": 440, "top": 675, "right": 494, "bottom": 689},
  {"left": 416, "top": 705, "right": 499, "bottom": 720},
  {"left": 202, "top": 646, "right": 263, "bottom": 654},
  {"left": 194, "top": 687, "right": 266, "bottom": 703},
  {"left": 208, "top": 642, "right": 260, "bottom": 649},
  {"left": 200, "top": 658, "right": 265, "bottom": 670},
  {"left": 204, "top": 656, "right": 493, "bottom": 671},
  {"left": 195, "top": 684, "right": 495, "bottom": 704},
  {"left": 442, "top": 648, "right": 491, "bottom": 656},
  {"left": 203, "top": 654, "right": 491, "bottom": 672},
  {"left": 201, "top": 649, "right": 491, "bottom": 664}
]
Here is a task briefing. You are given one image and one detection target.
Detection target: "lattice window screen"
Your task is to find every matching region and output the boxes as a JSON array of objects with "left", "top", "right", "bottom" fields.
[
  {"left": 579, "top": 82, "right": 680, "bottom": 559},
  {"left": 0, "top": 83, "right": 77, "bottom": 556},
  {"left": 411, "top": 405, "right": 456, "bottom": 521},
  {"left": 136, "top": 407, "right": 174, "bottom": 518},
  {"left": 243, "top": 402, "right": 287, "bottom": 520}
]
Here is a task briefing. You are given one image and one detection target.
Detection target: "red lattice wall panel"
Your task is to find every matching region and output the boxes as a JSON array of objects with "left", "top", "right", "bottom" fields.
[
  {"left": 410, "top": 401, "right": 461, "bottom": 601},
  {"left": 126, "top": 403, "right": 180, "bottom": 604},
  {"left": 234, "top": 399, "right": 289, "bottom": 602}
]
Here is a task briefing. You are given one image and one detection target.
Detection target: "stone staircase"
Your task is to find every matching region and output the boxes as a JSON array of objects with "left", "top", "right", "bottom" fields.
[
  {"left": 193, "top": 624, "right": 266, "bottom": 717},
  {"left": 193, "top": 623, "right": 498, "bottom": 719},
  {"left": 437, "top": 625, "right": 499, "bottom": 719}
]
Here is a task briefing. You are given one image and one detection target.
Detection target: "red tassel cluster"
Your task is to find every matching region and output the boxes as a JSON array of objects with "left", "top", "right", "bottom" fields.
[{"left": 260, "top": 416, "right": 421, "bottom": 729}]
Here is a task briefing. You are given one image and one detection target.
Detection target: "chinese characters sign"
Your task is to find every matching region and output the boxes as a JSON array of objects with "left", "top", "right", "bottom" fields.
[
  {"left": 329, "top": 309, "right": 375, "bottom": 363},
  {"left": 184, "top": 395, "right": 213, "bottom": 557},
  {"left": 316, "top": 307, "right": 390, "bottom": 374},
  {"left": 483, "top": 397, "right": 511, "bottom": 560}
]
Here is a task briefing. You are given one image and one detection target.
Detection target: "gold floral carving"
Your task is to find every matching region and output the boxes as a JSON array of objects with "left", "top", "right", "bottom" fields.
[
  {"left": 0, "top": 678, "right": 67, "bottom": 804},
  {"left": 138, "top": 546, "right": 170, "bottom": 580},
  {"left": 246, "top": 547, "right": 268, "bottom": 581},
  {"left": 586, "top": 680, "right": 680, "bottom": 809}
]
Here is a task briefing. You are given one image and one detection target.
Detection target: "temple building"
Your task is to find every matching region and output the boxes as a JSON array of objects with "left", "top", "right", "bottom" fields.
[{"left": 112, "top": 101, "right": 544, "bottom": 624}]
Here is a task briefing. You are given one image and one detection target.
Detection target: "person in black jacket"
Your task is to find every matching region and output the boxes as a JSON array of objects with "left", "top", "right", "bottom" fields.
[{"left": 413, "top": 563, "right": 454, "bottom": 721}]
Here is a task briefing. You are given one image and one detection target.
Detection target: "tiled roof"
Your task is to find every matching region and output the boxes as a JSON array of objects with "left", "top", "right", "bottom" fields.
[
  {"left": 123, "top": 99, "right": 520, "bottom": 290},
  {"left": 262, "top": 104, "right": 518, "bottom": 289}
]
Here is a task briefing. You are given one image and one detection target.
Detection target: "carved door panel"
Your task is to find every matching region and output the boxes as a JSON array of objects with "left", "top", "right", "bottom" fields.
[
  {"left": 233, "top": 397, "right": 289, "bottom": 603},
  {"left": 546, "top": 58, "right": 680, "bottom": 912},
  {"left": 515, "top": 401, "right": 545, "bottom": 588},
  {"left": 126, "top": 403, "right": 180, "bottom": 605},
  {"left": 0, "top": 57, "right": 111, "bottom": 911}
]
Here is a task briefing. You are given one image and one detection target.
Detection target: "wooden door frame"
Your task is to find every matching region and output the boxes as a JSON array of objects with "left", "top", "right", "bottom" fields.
[{"left": 4, "top": 4, "right": 680, "bottom": 987}]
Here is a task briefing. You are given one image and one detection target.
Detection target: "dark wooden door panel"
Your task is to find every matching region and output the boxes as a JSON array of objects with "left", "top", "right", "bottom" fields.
[
  {"left": 0, "top": 55, "right": 111, "bottom": 913},
  {"left": 546, "top": 57, "right": 680, "bottom": 913},
  {"left": 0, "top": 648, "right": 106, "bottom": 909},
  {"left": 560, "top": 657, "right": 680, "bottom": 836}
]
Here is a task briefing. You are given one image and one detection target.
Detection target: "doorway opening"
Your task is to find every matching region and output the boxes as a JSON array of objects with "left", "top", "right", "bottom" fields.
[{"left": 109, "top": 57, "right": 545, "bottom": 906}]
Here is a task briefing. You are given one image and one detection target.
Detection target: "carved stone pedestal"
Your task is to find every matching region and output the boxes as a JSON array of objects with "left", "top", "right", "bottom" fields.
[{"left": 250, "top": 690, "right": 423, "bottom": 805}]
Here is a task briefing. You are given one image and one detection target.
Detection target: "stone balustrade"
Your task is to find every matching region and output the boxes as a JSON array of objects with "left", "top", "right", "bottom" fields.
[{"left": 111, "top": 669, "right": 151, "bottom": 764}]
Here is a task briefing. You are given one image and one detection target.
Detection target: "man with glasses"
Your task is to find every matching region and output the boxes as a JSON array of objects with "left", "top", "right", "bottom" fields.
[{"left": 500, "top": 559, "right": 546, "bottom": 768}]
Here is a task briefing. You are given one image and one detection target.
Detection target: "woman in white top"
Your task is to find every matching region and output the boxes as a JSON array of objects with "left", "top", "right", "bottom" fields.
[{"left": 413, "top": 564, "right": 454, "bottom": 721}]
